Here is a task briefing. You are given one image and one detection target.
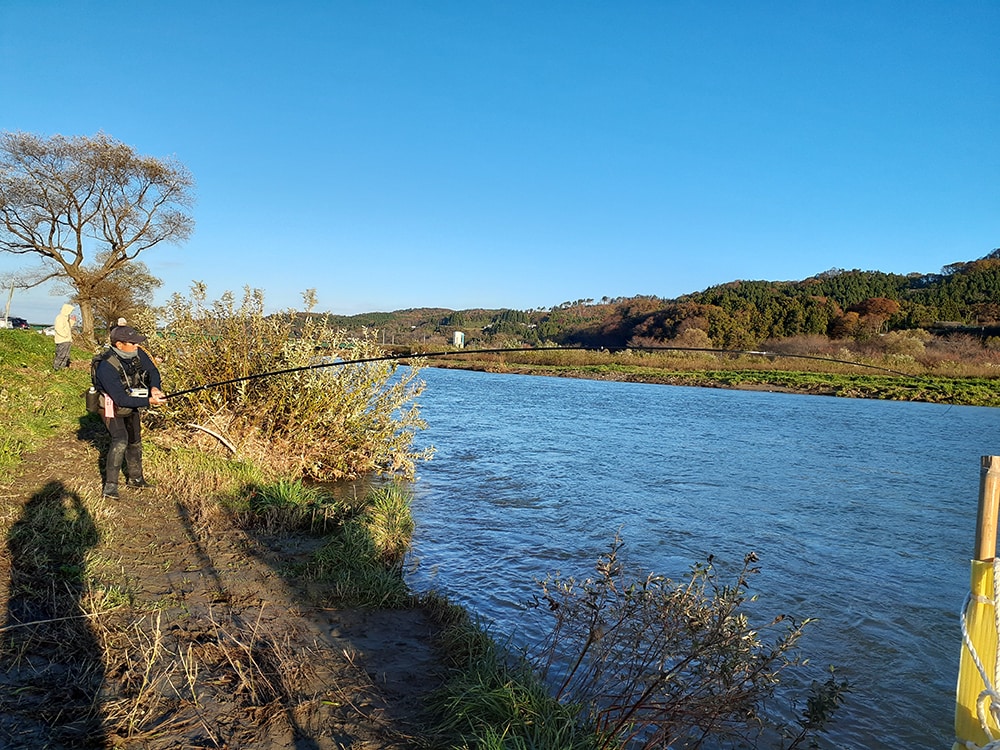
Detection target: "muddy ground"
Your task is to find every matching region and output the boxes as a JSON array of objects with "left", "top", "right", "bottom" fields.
[{"left": 0, "top": 417, "right": 449, "bottom": 749}]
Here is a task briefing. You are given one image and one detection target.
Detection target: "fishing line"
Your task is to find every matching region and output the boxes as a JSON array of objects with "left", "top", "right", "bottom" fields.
[{"left": 163, "top": 344, "right": 909, "bottom": 400}]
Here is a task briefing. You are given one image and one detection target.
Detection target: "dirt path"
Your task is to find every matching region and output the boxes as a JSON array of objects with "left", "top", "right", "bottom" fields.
[{"left": 0, "top": 424, "right": 446, "bottom": 749}]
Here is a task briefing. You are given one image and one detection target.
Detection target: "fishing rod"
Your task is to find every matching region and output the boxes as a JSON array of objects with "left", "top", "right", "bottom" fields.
[
  {"left": 163, "top": 344, "right": 909, "bottom": 400},
  {"left": 165, "top": 346, "right": 563, "bottom": 398}
]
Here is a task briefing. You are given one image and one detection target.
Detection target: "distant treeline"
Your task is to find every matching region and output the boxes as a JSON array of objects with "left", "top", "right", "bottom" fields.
[{"left": 316, "top": 249, "right": 1000, "bottom": 350}]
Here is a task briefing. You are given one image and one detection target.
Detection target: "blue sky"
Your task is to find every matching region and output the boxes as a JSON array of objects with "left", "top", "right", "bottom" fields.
[{"left": 1, "top": 1, "right": 997, "bottom": 324}]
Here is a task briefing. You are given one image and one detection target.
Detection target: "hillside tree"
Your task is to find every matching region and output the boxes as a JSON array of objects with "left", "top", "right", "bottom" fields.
[{"left": 0, "top": 131, "right": 194, "bottom": 344}]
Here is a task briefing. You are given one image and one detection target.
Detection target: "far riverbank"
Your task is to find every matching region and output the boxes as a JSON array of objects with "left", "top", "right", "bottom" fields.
[{"left": 425, "top": 356, "right": 1000, "bottom": 407}]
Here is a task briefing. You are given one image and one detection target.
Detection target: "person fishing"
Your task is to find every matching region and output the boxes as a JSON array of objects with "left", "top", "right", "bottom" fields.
[{"left": 93, "top": 325, "right": 166, "bottom": 498}]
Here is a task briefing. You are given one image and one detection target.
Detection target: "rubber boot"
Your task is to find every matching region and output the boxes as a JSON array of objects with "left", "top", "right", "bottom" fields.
[
  {"left": 104, "top": 440, "right": 125, "bottom": 495},
  {"left": 125, "top": 442, "right": 150, "bottom": 488}
]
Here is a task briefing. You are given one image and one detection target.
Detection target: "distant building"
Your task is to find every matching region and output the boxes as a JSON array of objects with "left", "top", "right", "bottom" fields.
[{"left": 452, "top": 331, "right": 465, "bottom": 348}]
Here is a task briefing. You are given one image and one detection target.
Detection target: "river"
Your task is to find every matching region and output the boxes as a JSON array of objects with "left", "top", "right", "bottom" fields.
[{"left": 402, "top": 366, "right": 1000, "bottom": 748}]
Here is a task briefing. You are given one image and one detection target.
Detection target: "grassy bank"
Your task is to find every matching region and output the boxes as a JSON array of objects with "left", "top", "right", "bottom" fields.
[{"left": 0, "top": 330, "right": 93, "bottom": 481}]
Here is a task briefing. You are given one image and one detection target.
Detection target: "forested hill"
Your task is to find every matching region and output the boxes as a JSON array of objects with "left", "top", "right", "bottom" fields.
[{"left": 321, "top": 249, "right": 1000, "bottom": 350}]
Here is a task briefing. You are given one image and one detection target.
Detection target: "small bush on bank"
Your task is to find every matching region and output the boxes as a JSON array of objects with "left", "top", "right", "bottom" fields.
[
  {"left": 527, "top": 534, "right": 848, "bottom": 749},
  {"left": 424, "top": 534, "right": 846, "bottom": 750}
]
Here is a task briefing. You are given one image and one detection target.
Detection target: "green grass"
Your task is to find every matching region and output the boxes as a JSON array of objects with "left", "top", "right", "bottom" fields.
[
  {"left": 287, "top": 483, "right": 416, "bottom": 607},
  {"left": 421, "top": 593, "right": 601, "bottom": 750},
  {"left": 219, "top": 476, "right": 417, "bottom": 607},
  {"left": 0, "top": 330, "right": 92, "bottom": 480},
  {"left": 224, "top": 477, "right": 343, "bottom": 533}
]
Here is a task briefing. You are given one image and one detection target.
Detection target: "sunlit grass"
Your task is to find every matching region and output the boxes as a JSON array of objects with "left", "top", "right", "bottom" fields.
[
  {"left": 421, "top": 591, "right": 601, "bottom": 750},
  {"left": 231, "top": 477, "right": 342, "bottom": 533},
  {"left": 0, "top": 330, "right": 91, "bottom": 480}
]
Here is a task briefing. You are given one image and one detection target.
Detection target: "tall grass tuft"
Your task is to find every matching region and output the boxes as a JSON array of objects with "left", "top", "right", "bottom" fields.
[
  {"left": 230, "top": 478, "right": 341, "bottom": 534},
  {"left": 363, "top": 484, "right": 414, "bottom": 567},
  {"left": 305, "top": 522, "right": 411, "bottom": 607},
  {"left": 423, "top": 592, "right": 601, "bottom": 750},
  {"left": 286, "top": 483, "right": 417, "bottom": 607},
  {"left": 430, "top": 658, "right": 599, "bottom": 750}
]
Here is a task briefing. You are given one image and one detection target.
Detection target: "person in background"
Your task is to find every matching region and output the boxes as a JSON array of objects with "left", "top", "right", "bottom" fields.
[
  {"left": 53, "top": 303, "right": 77, "bottom": 370},
  {"left": 107, "top": 316, "right": 127, "bottom": 343},
  {"left": 93, "top": 325, "right": 166, "bottom": 498}
]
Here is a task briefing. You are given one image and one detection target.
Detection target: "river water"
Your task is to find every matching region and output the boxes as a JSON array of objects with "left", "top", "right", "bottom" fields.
[{"left": 402, "top": 366, "right": 1000, "bottom": 748}]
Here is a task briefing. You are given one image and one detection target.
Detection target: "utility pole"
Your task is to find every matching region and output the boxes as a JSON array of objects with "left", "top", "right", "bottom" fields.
[{"left": 3, "top": 280, "right": 13, "bottom": 323}]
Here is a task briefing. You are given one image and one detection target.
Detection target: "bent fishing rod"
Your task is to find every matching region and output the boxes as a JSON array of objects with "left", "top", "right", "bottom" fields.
[{"left": 162, "top": 345, "right": 910, "bottom": 400}]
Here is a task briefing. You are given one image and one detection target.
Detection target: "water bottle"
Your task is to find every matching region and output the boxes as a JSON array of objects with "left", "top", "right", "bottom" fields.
[{"left": 85, "top": 387, "right": 100, "bottom": 414}]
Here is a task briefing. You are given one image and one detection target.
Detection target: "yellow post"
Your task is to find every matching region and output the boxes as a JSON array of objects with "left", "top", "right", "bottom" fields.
[{"left": 956, "top": 455, "right": 1000, "bottom": 749}]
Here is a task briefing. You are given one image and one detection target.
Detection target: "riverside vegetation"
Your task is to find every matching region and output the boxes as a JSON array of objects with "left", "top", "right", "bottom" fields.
[
  {"left": 424, "top": 343, "right": 1000, "bottom": 407},
  {"left": 1, "top": 288, "right": 859, "bottom": 748}
]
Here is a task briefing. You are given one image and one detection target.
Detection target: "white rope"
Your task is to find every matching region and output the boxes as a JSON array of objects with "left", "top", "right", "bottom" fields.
[{"left": 957, "top": 559, "right": 1000, "bottom": 749}]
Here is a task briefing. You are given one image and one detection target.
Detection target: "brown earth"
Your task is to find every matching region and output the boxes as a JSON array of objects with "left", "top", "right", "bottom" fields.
[{"left": 0, "top": 419, "right": 449, "bottom": 749}]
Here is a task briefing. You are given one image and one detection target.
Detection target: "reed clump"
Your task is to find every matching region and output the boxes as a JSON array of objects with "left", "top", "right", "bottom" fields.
[{"left": 152, "top": 283, "right": 434, "bottom": 481}]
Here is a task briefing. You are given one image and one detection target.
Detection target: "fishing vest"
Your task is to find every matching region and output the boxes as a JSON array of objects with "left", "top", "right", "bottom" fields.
[{"left": 91, "top": 348, "right": 150, "bottom": 394}]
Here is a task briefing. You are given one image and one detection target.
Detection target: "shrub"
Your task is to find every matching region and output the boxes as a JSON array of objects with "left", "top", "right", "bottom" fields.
[
  {"left": 762, "top": 335, "right": 838, "bottom": 357},
  {"left": 153, "top": 284, "right": 433, "bottom": 481},
  {"left": 878, "top": 330, "right": 927, "bottom": 357},
  {"left": 527, "top": 534, "right": 847, "bottom": 749}
]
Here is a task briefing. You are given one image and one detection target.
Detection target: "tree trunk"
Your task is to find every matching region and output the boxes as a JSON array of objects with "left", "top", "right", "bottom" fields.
[{"left": 77, "top": 296, "right": 97, "bottom": 348}]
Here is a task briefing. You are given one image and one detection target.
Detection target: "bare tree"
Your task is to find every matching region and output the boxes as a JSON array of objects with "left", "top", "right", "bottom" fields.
[{"left": 0, "top": 131, "right": 194, "bottom": 344}]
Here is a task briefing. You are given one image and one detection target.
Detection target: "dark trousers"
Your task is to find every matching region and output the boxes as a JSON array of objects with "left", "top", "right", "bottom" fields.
[
  {"left": 102, "top": 411, "right": 144, "bottom": 488},
  {"left": 53, "top": 341, "right": 71, "bottom": 370}
]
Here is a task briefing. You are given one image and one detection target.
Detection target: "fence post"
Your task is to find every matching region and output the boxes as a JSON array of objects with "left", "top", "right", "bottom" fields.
[{"left": 976, "top": 456, "right": 1000, "bottom": 562}]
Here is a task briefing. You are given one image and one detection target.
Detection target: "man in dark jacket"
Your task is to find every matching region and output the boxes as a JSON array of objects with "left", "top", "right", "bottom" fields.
[{"left": 93, "top": 325, "right": 166, "bottom": 498}]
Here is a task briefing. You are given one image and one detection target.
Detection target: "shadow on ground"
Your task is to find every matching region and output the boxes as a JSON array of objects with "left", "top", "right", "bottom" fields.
[{"left": 0, "top": 481, "right": 106, "bottom": 748}]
